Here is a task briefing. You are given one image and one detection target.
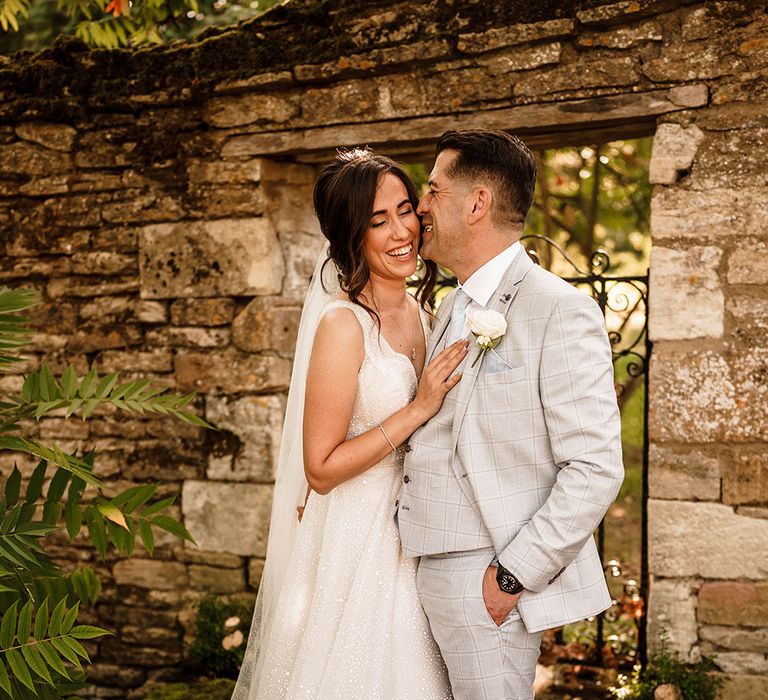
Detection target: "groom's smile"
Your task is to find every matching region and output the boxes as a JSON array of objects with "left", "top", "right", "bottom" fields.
[{"left": 417, "top": 149, "right": 464, "bottom": 268}]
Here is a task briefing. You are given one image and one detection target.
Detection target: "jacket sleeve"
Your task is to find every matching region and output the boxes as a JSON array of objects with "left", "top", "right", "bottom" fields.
[{"left": 498, "top": 291, "right": 624, "bottom": 593}]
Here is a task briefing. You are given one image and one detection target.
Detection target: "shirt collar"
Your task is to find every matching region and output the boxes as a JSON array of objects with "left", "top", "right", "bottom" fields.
[{"left": 459, "top": 241, "right": 522, "bottom": 307}]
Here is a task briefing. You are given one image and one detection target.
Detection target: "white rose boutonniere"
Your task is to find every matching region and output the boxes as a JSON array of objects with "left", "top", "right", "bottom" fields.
[{"left": 466, "top": 309, "right": 507, "bottom": 368}]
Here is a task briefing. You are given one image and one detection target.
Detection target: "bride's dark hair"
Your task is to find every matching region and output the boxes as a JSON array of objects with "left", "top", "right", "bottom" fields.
[{"left": 313, "top": 147, "right": 437, "bottom": 320}]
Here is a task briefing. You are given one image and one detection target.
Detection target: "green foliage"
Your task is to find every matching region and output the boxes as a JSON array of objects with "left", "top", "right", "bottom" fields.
[
  {"left": 145, "top": 677, "right": 235, "bottom": 700},
  {"left": 0, "top": 594, "right": 109, "bottom": 697},
  {"left": 185, "top": 595, "right": 253, "bottom": 680},
  {"left": 0, "top": 285, "right": 213, "bottom": 697},
  {"left": 610, "top": 635, "right": 725, "bottom": 700},
  {"left": 0, "top": 0, "right": 282, "bottom": 52},
  {"left": 527, "top": 138, "right": 652, "bottom": 277}
]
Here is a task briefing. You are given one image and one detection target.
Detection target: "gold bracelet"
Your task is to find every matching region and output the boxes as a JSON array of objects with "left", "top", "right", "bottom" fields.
[{"left": 378, "top": 423, "right": 396, "bottom": 453}]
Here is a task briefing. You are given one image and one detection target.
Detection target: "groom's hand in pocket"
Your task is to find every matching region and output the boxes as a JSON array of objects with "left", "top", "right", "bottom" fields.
[{"left": 483, "top": 566, "right": 523, "bottom": 627}]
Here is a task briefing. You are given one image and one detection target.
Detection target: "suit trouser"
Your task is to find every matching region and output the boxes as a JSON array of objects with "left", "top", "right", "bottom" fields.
[{"left": 416, "top": 548, "right": 543, "bottom": 700}]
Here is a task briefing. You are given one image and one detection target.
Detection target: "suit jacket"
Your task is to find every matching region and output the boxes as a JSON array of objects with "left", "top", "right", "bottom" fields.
[{"left": 398, "top": 250, "right": 624, "bottom": 633}]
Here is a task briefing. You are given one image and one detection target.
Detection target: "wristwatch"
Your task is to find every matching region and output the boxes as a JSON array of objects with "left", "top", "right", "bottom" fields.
[{"left": 496, "top": 563, "right": 524, "bottom": 595}]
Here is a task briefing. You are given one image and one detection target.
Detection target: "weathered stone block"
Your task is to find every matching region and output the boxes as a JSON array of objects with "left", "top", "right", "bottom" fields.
[
  {"left": 649, "top": 347, "right": 768, "bottom": 442},
  {"left": 718, "top": 673, "right": 768, "bottom": 700},
  {"left": 170, "top": 298, "right": 235, "bottom": 326},
  {"left": 186, "top": 158, "right": 262, "bottom": 184},
  {"left": 7, "top": 228, "right": 91, "bottom": 257},
  {"left": 78, "top": 295, "right": 133, "bottom": 321},
  {"left": 213, "top": 71, "right": 294, "bottom": 93},
  {"left": 0, "top": 142, "right": 71, "bottom": 176},
  {"left": 92, "top": 228, "right": 138, "bottom": 253},
  {"left": 68, "top": 170, "right": 124, "bottom": 194},
  {"left": 651, "top": 187, "right": 768, "bottom": 241},
  {"left": 186, "top": 185, "right": 266, "bottom": 218},
  {"left": 681, "top": 2, "right": 752, "bottom": 42},
  {"left": 728, "top": 239, "right": 768, "bottom": 285},
  {"left": 480, "top": 43, "right": 562, "bottom": 73},
  {"left": 738, "top": 506, "right": 768, "bottom": 520},
  {"left": 69, "top": 325, "right": 143, "bottom": 353},
  {"left": 174, "top": 349, "right": 291, "bottom": 394},
  {"left": 723, "top": 451, "right": 768, "bottom": 506},
  {"left": 205, "top": 93, "right": 300, "bottom": 128},
  {"left": 89, "top": 416, "right": 148, "bottom": 439},
  {"left": 647, "top": 578, "right": 699, "bottom": 662},
  {"left": 649, "top": 124, "right": 704, "bottom": 184},
  {"left": 649, "top": 500, "right": 768, "bottom": 579},
  {"left": 668, "top": 84, "right": 709, "bottom": 108},
  {"left": 102, "top": 192, "right": 186, "bottom": 224},
  {"left": 513, "top": 57, "right": 640, "bottom": 96},
  {"left": 205, "top": 395, "right": 284, "bottom": 482},
  {"left": 689, "top": 127, "right": 768, "bottom": 189},
  {"left": 71, "top": 252, "right": 137, "bottom": 276},
  {"left": 99, "top": 640, "right": 182, "bottom": 668},
  {"left": 75, "top": 129, "right": 138, "bottom": 168},
  {"left": 295, "top": 40, "right": 452, "bottom": 81},
  {"left": 137, "top": 300, "right": 168, "bottom": 324},
  {"left": 0, "top": 256, "right": 72, "bottom": 280},
  {"left": 15, "top": 122, "right": 77, "bottom": 151},
  {"left": 577, "top": 20, "right": 662, "bottom": 49},
  {"left": 87, "top": 662, "right": 146, "bottom": 687},
  {"left": 648, "top": 445, "right": 721, "bottom": 501},
  {"left": 261, "top": 159, "right": 323, "bottom": 296},
  {"left": 182, "top": 480, "right": 272, "bottom": 556},
  {"left": 643, "top": 40, "right": 747, "bottom": 83},
  {"left": 18, "top": 175, "right": 69, "bottom": 196},
  {"left": 300, "top": 80, "right": 381, "bottom": 125},
  {"left": 39, "top": 418, "right": 90, "bottom": 440},
  {"left": 648, "top": 246, "right": 723, "bottom": 340},
  {"left": 457, "top": 19, "right": 575, "bottom": 54},
  {"left": 713, "top": 652, "right": 768, "bottom": 675},
  {"left": 188, "top": 564, "right": 245, "bottom": 593},
  {"left": 576, "top": 1, "right": 644, "bottom": 24},
  {"left": 98, "top": 349, "right": 173, "bottom": 373},
  {"left": 248, "top": 558, "right": 265, "bottom": 589},
  {"left": 139, "top": 218, "right": 284, "bottom": 299},
  {"left": 121, "top": 625, "right": 180, "bottom": 645},
  {"left": 700, "top": 625, "right": 768, "bottom": 653},
  {"left": 145, "top": 327, "right": 231, "bottom": 348},
  {"left": 232, "top": 297, "right": 302, "bottom": 353},
  {"left": 113, "top": 560, "right": 188, "bottom": 590},
  {"left": 173, "top": 548, "right": 242, "bottom": 568},
  {"left": 728, "top": 294, "right": 768, "bottom": 344}
]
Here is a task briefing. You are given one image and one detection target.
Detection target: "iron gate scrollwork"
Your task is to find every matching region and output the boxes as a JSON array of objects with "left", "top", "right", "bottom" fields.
[{"left": 430, "top": 234, "right": 651, "bottom": 670}]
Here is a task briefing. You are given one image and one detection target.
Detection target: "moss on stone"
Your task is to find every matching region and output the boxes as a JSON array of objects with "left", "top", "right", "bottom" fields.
[{"left": 0, "top": 0, "right": 622, "bottom": 122}]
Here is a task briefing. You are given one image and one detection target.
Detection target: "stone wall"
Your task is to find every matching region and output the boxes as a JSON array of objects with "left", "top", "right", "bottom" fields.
[{"left": 1, "top": 0, "right": 767, "bottom": 697}]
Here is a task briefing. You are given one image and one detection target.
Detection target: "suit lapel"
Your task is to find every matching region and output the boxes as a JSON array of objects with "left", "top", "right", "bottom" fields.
[{"left": 448, "top": 250, "right": 536, "bottom": 471}]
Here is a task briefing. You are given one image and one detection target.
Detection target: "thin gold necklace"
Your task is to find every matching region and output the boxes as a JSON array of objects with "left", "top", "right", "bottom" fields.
[{"left": 381, "top": 298, "right": 417, "bottom": 362}]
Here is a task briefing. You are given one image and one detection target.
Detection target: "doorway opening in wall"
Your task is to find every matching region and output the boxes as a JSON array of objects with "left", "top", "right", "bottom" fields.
[{"left": 406, "top": 135, "right": 652, "bottom": 699}]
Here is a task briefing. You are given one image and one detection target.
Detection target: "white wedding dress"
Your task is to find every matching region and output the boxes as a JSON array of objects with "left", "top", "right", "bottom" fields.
[{"left": 252, "top": 299, "right": 452, "bottom": 699}]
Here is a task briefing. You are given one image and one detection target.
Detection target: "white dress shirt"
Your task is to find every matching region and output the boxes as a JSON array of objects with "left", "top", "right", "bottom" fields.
[{"left": 455, "top": 241, "right": 522, "bottom": 336}]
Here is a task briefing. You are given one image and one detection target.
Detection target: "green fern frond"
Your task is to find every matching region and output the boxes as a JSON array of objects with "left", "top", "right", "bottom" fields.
[{"left": 0, "top": 288, "right": 37, "bottom": 373}]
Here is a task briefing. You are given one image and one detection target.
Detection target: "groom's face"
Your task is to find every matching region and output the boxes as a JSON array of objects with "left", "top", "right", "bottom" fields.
[{"left": 417, "top": 149, "right": 467, "bottom": 268}]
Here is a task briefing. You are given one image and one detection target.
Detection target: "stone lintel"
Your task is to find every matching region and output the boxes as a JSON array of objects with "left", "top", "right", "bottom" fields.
[{"left": 220, "top": 87, "right": 704, "bottom": 157}]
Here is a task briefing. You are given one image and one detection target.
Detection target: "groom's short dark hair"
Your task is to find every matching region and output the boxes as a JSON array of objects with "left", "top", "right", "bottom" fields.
[{"left": 435, "top": 129, "right": 536, "bottom": 226}]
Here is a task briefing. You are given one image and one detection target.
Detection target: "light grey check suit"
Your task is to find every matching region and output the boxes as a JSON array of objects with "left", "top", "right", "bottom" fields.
[{"left": 398, "top": 250, "right": 624, "bottom": 697}]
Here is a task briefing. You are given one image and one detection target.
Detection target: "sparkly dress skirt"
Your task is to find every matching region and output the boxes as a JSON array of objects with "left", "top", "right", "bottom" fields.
[{"left": 253, "top": 301, "right": 451, "bottom": 699}]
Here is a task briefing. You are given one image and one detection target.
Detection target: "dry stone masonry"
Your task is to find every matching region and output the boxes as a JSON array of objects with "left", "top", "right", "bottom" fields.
[{"left": 1, "top": 0, "right": 767, "bottom": 697}]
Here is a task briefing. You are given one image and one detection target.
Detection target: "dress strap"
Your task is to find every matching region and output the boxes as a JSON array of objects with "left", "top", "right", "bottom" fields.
[{"left": 319, "top": 299, "right": 376, "bottom": 337}]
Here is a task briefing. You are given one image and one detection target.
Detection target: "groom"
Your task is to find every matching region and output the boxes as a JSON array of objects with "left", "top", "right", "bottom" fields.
[{"left": 398, "top": 129, "right": 624, "bottom": 699}]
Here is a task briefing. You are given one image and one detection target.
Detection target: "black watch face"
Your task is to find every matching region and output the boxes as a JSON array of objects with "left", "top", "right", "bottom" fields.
[{"left": 499, "top": 572, "right": 521, "bottom": 594}]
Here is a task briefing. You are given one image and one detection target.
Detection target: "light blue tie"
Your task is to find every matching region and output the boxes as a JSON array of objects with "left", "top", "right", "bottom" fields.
[{"left": 445, "top": 288, "right": 471, "bottom": 347}]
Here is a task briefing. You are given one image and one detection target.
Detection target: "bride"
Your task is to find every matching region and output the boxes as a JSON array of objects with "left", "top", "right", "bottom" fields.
[{"left": 231, "top": 148, "right": 467, "bottom": 699}]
